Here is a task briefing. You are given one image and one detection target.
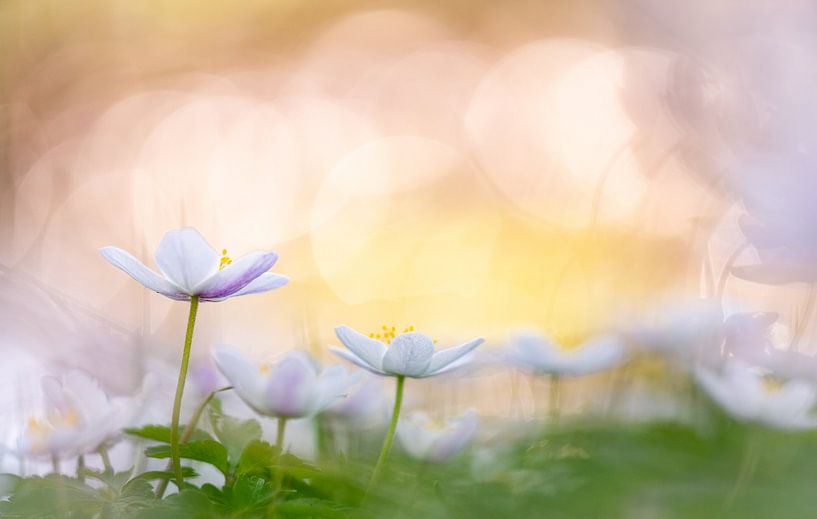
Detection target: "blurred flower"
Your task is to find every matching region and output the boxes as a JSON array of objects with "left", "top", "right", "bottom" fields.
[
  {"left": 331, "top": 326, "right": 484, "bottom": 378},
  {"left": 396, "top": 410, "right": 478, "bottom": 463},
  {"left": 624, "top": 299, "right": 724, "bottom": 361},
  {"left": 323, "top": 372, "right": 387, "bottom": 421},
  {"left": 731, "top": 153, "right": 817, "bottom": 284},
  {"left": 100, "top": 227, "right": 288, "bottom": 301},
  {"left": 506, "top": 332, "right": 626, "bottom": 376},
  {"left": 18, "top": 370, "right": 141, "bottom": 458},
  {"left": 213, "top": 347, "right": 356, "bottom": 419},
  {"left": 696, "top": 360, "right": 817, "bottom": 430}
]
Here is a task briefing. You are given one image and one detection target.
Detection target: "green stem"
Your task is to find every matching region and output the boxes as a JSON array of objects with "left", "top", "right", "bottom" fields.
[
  {"left": 170, "top": 295, "right": 200, "bottom": 489},
  {"left": 276, "top": 418, "right": 288, "bottom": 452},
  {"left": 369, "top": 375, "right": 405, "bottom": 488},
  {"left": 549, "top": 374, "right": 561, "bottom": 424},
  {"left": 99, "top": 446, "right": 113, "bottom": 473},
  {"left": 156, "top": 385, "right": 232, "bottom": 499},
  {"left": 76, "top": 455, "right": 85, "bottom": 482}
]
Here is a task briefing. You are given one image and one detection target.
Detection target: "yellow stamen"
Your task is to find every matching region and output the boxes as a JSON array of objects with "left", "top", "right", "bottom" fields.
[
  {"left": 219, "top": 249, "right": 233, "bottom": 270},
  {"left": 369, "top": 324, "right": 416, "bottom": 345},
  {"left": 259, "top": 363, "right": 270, "bottom": 375},
  {"left": 762, "top": 376, "right": 784, "bottom": 393}
]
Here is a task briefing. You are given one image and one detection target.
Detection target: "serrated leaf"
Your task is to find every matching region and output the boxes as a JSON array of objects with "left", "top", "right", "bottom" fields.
[
  {"left": 237, "top": 440, "right": 279, "bottom": 478},
  {"left": 145, "top": 440, "right": 229, "bottom": 475},
  {"left": 208, "top": 403, "right": 262, "bottom": 467},
  {"left": 125, "top": 424, "right": 213, "bottom": 443}
]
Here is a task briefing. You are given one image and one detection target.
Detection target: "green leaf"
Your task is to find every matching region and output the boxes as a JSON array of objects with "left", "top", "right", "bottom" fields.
[
  {"left": 145, "top": 440, "right": 230, "bottom": 475},
  {"left": 229, "top": 474, "right": 272, "bottom": 512},
  {"left": 208, "top": 402, "right": 262, "bottom": 467},
  {"left": 237, "top": 440, "right": 279, "bottom": 478},
  {"left": 125, "top": 424, "right": 213, "bottom": 443},
  {"left": 133, "top": 489, "right": 219, "bottom": 519}
]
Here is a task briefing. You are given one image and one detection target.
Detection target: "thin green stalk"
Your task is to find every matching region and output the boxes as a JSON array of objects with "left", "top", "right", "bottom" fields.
[
  {"left": 76, "top": 455, "right": 85, "bottom": 482},
  {"left": 170, "top": 295, "right": 200, "bottom": 489},
  {"left": 156, "top": 385, "right": 233, "bottom": 499},
  {"left": 276, "top": 418, "right": 288, "bottom": 452},
  {"left": 369, "top": 375, "right": 405, "bottom": 488},
  {"left": 549, "top": 374, "right": 561, "bottom": 424},
  {"left": 98, "top": 446, "right": 112, "bottom": 473}
]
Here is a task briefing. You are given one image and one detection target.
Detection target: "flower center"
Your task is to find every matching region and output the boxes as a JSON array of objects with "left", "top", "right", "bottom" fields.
[
  {"left": 369, "top": 325, "right": 415, "bottom": 345},
  {"left": 553, "top": 332, "right": 584, "bottom": 352},
  {"left": 762, "top": 376, "right": 784, "bottom": 393},
  {"left": 219, "top": 249, "right": 233, "bottom": 270},
  {"left": 259, "top": 363, "right": 270, "bottom": 374}
]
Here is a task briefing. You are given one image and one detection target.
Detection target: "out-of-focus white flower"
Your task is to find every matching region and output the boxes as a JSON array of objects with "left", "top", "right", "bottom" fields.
[
  {"left": 396, "top": 410, "right": 478, "bottom": 463},
  {"left": 331, "top": 326, "right": 484, "bottom": 378},
  {"left": 624, "top": 299, "right": 724, "bottom": 360},
  {"left": 730, "top": 153, "right": 817, "bottom": 285},
  {"left": 18, "top": 371, "right": 139, "bottom": 458},
  {"left": 100, "top": 227, "right": 288, "bottom": 301},
  {"left": 696, "top": 360, "right": 817, "bottom": 430},
  {"left": 213, "top": 347, "right": 356, "bottom": 419},
  {"left": 506, "top": 333, "right": 626, "bottom": 376},
  {"left": 323, "top": 372, "right": 386, "bottom": 420}
]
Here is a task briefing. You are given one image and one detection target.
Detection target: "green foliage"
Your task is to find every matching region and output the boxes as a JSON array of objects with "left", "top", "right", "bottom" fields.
[
  {"left": 208, "top": 398, "right": 263, "bottom": 469},
  {"left": 8, "top": 416, "right": 817, "bottom": 518},
  {"left": 145, "top": 440, "right": 230, "bottom": 476},
  {"left": 125, "top": 424, "right": 214, "bottom": 443}
]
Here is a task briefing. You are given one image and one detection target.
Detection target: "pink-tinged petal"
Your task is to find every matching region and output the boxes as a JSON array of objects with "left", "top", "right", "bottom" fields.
[
  {"left": 204, "top": 272, "right": 288, "bottom": 301},
  {"left": 427, "top": 338, "right": 484, "bottom": 375},
  {"left": 266, "top": 352, "right": 318, "bottom": 418},
  {"left": 382, "top": 333, "right": 435, "bottom": 377},
  {"left": 212, "top": 347, "right": 268, "bottom": 413},
  {"left": 100, "top": 247, "right": 187, "bottom": 300},
  {"left": 194, "top": 251, "right": 278, "bottom": 299},
  {"left": 334, "top": 326, "right": 387, "bottom": 371},
  {"left": 154, "top": 228, "right": 220, "bottom": 293},
  {"left": 428, "top": 411, "right": 478, "bottom": 463},
  {"left": 330, "top": 347, "right": 387, "bottom": 376}
]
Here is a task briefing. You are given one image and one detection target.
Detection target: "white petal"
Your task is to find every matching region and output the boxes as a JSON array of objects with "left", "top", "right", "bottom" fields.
[
  {"left": 382, "top": 333, "right": 435, "bottom": 377},
  {"left": 100, "top": 247, "right": 186, "bottom": 299},
  {"left": 334, "top": 326, "right": 387, "bottom": 371},
  {"left": 154, "top": 228, "right": 219, "bottom": 293},
  {"left": 212, "top": 347, "right": 269, "bottom": 413},
  {"left": 330, "top": 347, "right": 388, "bottom": 376},
  {"left": 312, "top": 364, "right": 357, "bottom": 412},
  {"left": 428, "top": 410, "right": 478, "bottom": 463},
  {"left": 195, "top": 251, "right": 279, "bottom": 299},
  {"left": 428, "top": 338, "right": 484, "bottom": 375},
  {"left": 211, "top": 272, "right": 288, "bottom": 300},
  {"left": 266, "top": 352, "right": 318, "bottom": 418}
]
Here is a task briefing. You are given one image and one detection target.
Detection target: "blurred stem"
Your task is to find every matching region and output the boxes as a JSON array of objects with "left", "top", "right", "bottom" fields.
[
  {"left": 716, "top": 243, "right": 748, "bottom": 302},
  {"left": 156, "top": 385, "right": 232, "bottom": 499},
  {"left": 725, "top": 430, "right": 762, "bottom": 508},
  {"left": 369, "top": 376, "right": 405, "bottom": 489},
  {"left": 76, "top": 455, "right": 85, "bottom": 482},
  {"left": 276, "top": 418, "right": 288, "bottom": 452},
  {"left": 549, "top": 374, "right": 561, "bottom": 423},
  {"left": 791, "top": 283, "right": 816, "bottom": 351},
  {"left": 98, "top": 446, "right": 112, "bottom": 473},
  {"left": 51, "top": 454, "right": 60, "bottom": 474},
  {"left": 170, "top": 295, "right": 200, "bottom": 490}
]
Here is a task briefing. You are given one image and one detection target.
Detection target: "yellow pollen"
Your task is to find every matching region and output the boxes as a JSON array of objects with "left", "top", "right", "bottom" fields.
[
  {"left": 553, "top": 331, "right": 585, "bottom": 352},
  {"left": 762, "top": 376, "right": 784, "bottom": 393},
  {"left": 369, "top": 324, "right": 415, "bottom": 345},
  {"left": 219, "top": 249, "right": 233, "bottom": 270},
  {"left": 259, "top": 363, "right": 270, "bottom": 374}
]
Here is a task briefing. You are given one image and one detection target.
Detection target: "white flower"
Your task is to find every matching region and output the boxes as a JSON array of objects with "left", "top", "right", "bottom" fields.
[
  {"left": 213, "top": 347, "right": 357, "bottom": 419},
  {"left": 696, "top": 360, "right": 817, "bottom": 430},
  {"left": 323, "top": 373, "right": 387, "bottom": 420},
  {"left": 100, "top": 227, "right": 288, "bottom": 301},
  {"left": 18, "top": 371, "right": 139, "bottom": 458},
  {"left": 330, "top": 326, "right": 484, "bottom": 378},
  {"left": 506, "top": 332, "right": 626, "bottom": 376},
  {"left": 396, "top": 410, "right": 478, "bottom": 463},
  {"left": 624, "top": 299, "right": 724, "bottom": 360}
]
